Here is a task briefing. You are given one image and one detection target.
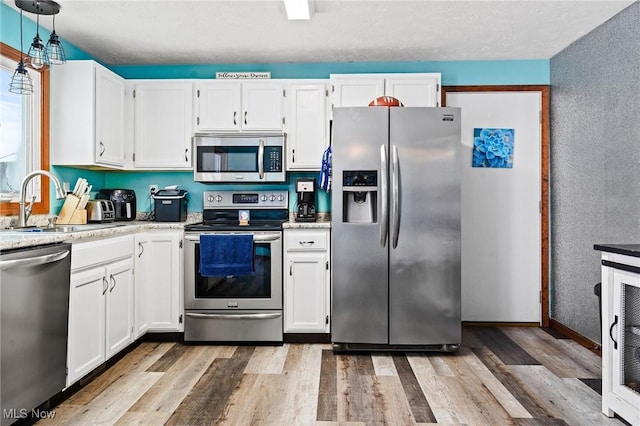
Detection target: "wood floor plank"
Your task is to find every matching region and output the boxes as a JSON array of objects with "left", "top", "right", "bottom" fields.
[
  {"left": 317, "top": 348, "right": 338, "bottom": 422},
  {"left": 407, "top": 354, "right": 467, "bottom": 424},
  {"left": 376, "top": 375, "right": 419, "bottom": 425},
  {"left": 127, "top": 345, "right": 221, "bottom": 415},
  {"left": 509, "top": 365, "right": 622, "bottom": 426},
  {"left": 471, "top": 346, "right": 563, "bottom": 420},
  {"left": 336, "top": 354, "right": 385, "bottom": 424},
  {"left": 392, "top": 354, "right": 437, "bottom": 423},
  {"left": 165, "top": 345, "right": 255, "bottom": 425},
  {"left": 503, "top": 327, "right": 600, "bottom": 379},
  {"left": 63, "top": 342, "right": 173, "bottom": 406},
  {"left": 371, "top": 353, "right": 398, "bottom": 377},
  {"left": 467, "top": 327, "right": 540, "bottom": 365},
  {"left": 145, "top": 342, "right": 189, "bottom": 372},
  {"left": 243, "top": 343, "right": 290, "bottom": 374},
  {"left": 62, "top": 371, "right": 163, "bottom": 425}
]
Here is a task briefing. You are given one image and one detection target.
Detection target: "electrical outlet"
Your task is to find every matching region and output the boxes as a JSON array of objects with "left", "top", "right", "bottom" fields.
[{"left": 149, "top": 184, "right": 158, "bottom": 195}]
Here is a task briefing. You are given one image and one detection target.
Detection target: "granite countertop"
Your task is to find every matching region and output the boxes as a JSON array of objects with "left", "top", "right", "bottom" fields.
[
  {"left": 594, "top": 244, "right": 640, "bottom": 258},
  {"left": 1, "top": 214, "right": 332, "bottom": 251}
]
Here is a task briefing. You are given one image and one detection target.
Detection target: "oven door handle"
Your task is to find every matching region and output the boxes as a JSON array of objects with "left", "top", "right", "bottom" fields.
[
  {"left": 185, "top": 234, "right": 281, "bottom": 242},
  {"left": 186, "top": 312, "right": 282, "bottom": 320}
]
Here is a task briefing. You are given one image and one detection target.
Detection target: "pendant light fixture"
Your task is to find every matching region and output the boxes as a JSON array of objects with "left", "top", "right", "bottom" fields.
[
  {"left": 9, "top": 8, "right": 33, "bottom": 95},
  {"left": 26, "top": 12, "right": 48, "bottom": 69},
  {"left": 46, "top": 13, "right": 66, "bottom": 65}
]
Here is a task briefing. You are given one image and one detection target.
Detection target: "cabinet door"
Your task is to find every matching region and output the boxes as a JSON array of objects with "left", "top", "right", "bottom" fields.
[
  {"left": 133, "top": 82, "right": 193, "bottom": 169},
  {"left": 284, "top": 251, "right": 329, "bottom": 333},
  {"left": 286, "top": 82, "right": 329, "bottom": 171},
  {"left": 196, "top": 82, "right": 241, "bottom": 131},
  {"left": 330, "top": 77, "right": 384, "bottom": 109},
  {"left": 143, "top": 231, "right": 183, "bottom": 331},
  {"left": 67, "top": 267, "right": 106, "bottom": 386},
  {"left": 385, "top": 75, "right": 441, "bottom": 107},
  {"left": 95, "top": 66, "right": 126, "bottom": 166},
  {"left": 241, "top": 82, "right": 284, "bottom": 130},
  {"left": 133, "top": 235, "right": 151, "bottom": 338},
  {"left": 105, "top": 257, "right": 134, "bottom": 358}
]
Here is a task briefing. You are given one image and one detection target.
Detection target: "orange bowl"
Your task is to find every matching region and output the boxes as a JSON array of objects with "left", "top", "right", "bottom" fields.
[{"left": 368, "top": 96, "right": 404, "bottom": 107}]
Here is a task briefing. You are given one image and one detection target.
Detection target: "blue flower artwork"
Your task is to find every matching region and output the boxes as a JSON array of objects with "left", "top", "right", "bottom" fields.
[{"left": 472, "top": 128, "right": 514, "bottom": 168}]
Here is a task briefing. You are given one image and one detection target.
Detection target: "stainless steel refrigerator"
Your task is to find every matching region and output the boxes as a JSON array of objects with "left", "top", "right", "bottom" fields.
[{"left": 331, "top": 106, "right": 461, "bottom": 351}]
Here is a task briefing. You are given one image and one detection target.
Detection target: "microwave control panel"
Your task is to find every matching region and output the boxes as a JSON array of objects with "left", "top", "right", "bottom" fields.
[{"left": 265, "top": 146, "right": 283, "bottom": 172}]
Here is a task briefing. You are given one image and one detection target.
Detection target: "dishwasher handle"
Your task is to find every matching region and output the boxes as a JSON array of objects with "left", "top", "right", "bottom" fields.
[{"left": 0, "top": 249, "right": 70, "bottom": 270}]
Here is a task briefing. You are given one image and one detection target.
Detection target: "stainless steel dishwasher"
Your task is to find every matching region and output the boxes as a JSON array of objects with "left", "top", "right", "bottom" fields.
[{"left": 0, "top": 243, "right": 71, "bottom": 425}]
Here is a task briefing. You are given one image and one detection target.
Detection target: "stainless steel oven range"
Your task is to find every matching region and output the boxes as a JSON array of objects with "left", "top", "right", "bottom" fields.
[{"left": 184, "top": 190, "right": 288, "bottom": 343}]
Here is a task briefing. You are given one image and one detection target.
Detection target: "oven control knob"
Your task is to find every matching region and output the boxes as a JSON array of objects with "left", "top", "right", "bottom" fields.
[
  {"left": 215, "top": 195, "right": 223, "bottom": 202},
  {"left": 207, "top": 195, "right": 214, "bottom": 202},
  {"left": 269, "top": 195, "right": 276, "bottom": 201},
  {"left": 260, "top": 195, "right": 268, "bottom": 201},
  {"left": 277, "top": 194, "right": 285, "bottom": 202}
]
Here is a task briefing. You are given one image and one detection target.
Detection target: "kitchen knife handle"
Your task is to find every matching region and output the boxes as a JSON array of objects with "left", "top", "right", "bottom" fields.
[
  {"left": 391, "top": 145, "right": 400, "bottom": 249},
  {"left": 380, "top": 145, "right": 388, "bottom": 248}
]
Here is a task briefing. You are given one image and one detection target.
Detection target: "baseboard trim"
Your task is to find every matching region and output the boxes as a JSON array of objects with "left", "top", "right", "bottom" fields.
[
  {"left": 462, "top": 321, "right": 539, "bottom": 327},
  {"left": 549, "top": 319, "right": 601, "bottom": 356},
  {"left": 284, "top": 333, "right": 331, "bottom": 343}
]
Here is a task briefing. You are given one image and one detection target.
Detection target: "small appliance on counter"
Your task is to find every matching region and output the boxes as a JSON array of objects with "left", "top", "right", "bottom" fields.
[
  {"left": 95, "top": 189, "right": 136, "bottom": 221},
  {"left": 153, "top": 187, "right": 188, "bottom": 222},
  {"left": 295, "top": 178, "right": 317, "bottom": 222},
  {"left": 86, "top": 200, "right": 115, "bottom": 223}
]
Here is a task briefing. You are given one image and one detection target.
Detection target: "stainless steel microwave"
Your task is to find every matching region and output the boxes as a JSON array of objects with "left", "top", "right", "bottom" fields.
[{"left": 193, "top": 134, "right": 286, "bottom": 183}]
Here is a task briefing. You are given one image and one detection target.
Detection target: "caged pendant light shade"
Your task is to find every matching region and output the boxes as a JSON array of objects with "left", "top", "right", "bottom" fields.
[
  {"left": 46, "top": 14, "right": 66, "bottom": 65},
  {"left": 26, "top": 13, "right": 49, "bottom": 69},
  {"left": 9, "top": 8, "right": 33, "bottom": 95}
]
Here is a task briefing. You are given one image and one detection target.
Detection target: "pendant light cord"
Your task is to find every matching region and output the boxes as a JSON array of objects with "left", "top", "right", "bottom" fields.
[{"left": 19, "top": 8, "right": 24, "bottom": 62}]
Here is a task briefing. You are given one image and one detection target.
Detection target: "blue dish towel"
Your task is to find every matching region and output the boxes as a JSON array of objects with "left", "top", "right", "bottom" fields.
[
  {"left": 199, "top": 234, "right": 254, "bottom": 277},
  {"left": 318, "top": 145, "right": 332, "bottom": 192}
]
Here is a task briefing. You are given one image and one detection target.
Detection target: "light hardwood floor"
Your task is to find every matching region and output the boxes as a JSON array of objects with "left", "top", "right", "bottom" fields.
[{"left": 35, "top": 326, "right": 628, "bottom": 426}]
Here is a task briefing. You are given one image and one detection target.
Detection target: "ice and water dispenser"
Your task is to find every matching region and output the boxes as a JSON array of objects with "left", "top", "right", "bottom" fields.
[{"left": 342, "top": 171, "right": 377, "bottom": 223}]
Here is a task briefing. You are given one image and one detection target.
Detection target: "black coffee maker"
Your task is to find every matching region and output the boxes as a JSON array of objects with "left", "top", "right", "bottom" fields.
[{"left": 295, "top": 178, "right": 316, "bottom": 222}]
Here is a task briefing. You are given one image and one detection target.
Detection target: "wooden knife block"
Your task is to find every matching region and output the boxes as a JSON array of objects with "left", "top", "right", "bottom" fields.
[{"left": 56, "top": 195, "right": 87, "bottom": 225}]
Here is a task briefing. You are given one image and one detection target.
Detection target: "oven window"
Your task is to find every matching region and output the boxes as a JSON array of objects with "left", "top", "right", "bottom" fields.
[
  {"left": 194, "top": 242, "right": 271, "bottom": 298},
  {"left": 198, "top": 146, "right": 258, "bottom": 173}
]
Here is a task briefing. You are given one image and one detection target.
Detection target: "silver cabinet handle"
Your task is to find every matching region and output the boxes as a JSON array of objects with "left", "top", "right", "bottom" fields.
[
  {"left": 109, "top": 274, "right": 116, "bottom": 292},
  {"left": 391, "top": 145, "right": 400, "bottom": 249},
  {"left": 609, "top": 315, "right": 618, "bottom": 350},
  {"left": 289, "top": 261, "right": 293, "bottom": 276},
  {"left": 380, "top": 144, "right": 388, "bottom": 248},
  {"left": 0, "top": 249, "right": 69, "bottom": 270},
  {"left": 258, "top": 139, "right": 265, "bottom": 179},
  {"left": 99, "top": 141, "right": 105, "bottom": 157},
  {"left": 138, "top": 242, "right": 145, "bottom": 258},
  {"left": 298, "top": 240, "right": 315, "bottom": 246},
  {"left": 244, "top": 111, "right": 248, "bottom": 125},
  {"left": 233, "top": 111, "right": 237, "bottom": 125},
  {"left": 186, "top": 312, "right": 281, "bottom": 320},
  {"left": 102, "top": 276, "right": 109, "bottom": 295},
  {"left": 185, "top": 148, "right": 189, "bottom": 163}
]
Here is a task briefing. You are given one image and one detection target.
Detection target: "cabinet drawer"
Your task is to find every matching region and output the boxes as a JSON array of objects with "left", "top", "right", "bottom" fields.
[
  {"left": 285, "top": 231, "right": 328, "bottom": 251},
  {"left": 71, "top": 235, "right": 133, "bottom": 271}
]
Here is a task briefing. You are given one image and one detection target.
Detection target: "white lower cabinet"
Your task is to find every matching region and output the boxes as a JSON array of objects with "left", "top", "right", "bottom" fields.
[
  {"left": 284, "top": 229, "right": 330, "bottom": 333},
  {"left": 134, "top": 230, "right": 183, "bottom": 336},
  {"left": 67, "top": 235, "right": 134, "bottom": 387}
]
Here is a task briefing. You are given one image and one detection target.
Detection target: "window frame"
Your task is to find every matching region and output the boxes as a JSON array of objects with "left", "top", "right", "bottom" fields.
[{"left": 0, "top": 41, "right": 50, "bottom": 217}]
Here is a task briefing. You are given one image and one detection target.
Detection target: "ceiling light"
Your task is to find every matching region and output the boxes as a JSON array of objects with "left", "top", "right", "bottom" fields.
[
  {"left": 27, "top": 13, "right": 48, "bottom": 69},
  {"left": 284, "top": 0, "right": 314, "bottom": 20},
  {"left": 46, "top": 14, "right": 66, "bottom": 65},
  {"left": 9, "top": 8, "right": 33, "bottom": 95},
  {"left": 14, "top": 1, "right": 65, "bottom": 69}
]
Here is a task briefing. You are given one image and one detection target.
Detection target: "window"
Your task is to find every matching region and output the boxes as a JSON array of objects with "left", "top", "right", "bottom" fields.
[{"left": 0, "top": 41, "right": 50, "bottom": 216}]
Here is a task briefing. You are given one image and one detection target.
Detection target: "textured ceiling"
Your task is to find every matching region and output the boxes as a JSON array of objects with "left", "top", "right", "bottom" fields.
[{"left": 4, "top": 0, "right": 635, "bottom": 65}]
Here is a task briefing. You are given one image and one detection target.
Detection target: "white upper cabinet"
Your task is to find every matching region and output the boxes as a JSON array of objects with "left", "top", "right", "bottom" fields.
[
  {"left": 132, "top": 81, "right": 193, "bottom": 169},
  {"left": 51, "top": 60, "right": 126, "bottom": 168},
  {"left": 329, "top": 73, "right": 441, "bottom": 113},
  {"left": 195, "top": 80, "right": 285, "bottom": 132},
  {"left": 285, "top": 80, "right": 330, "bottom": 171}
]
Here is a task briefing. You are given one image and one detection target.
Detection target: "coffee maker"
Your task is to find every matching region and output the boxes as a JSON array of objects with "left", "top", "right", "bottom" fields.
[{"left": 295, "top": 178, "right": 317, "bottom": 222}]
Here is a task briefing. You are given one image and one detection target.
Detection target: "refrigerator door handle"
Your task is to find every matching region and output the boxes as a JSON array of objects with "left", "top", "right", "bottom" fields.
[
  {"left": 391, "top": 145, "right": 400, "bottom": 249},
  {"left": 380, "top": 144, "right": 388, "bottom": 248}
]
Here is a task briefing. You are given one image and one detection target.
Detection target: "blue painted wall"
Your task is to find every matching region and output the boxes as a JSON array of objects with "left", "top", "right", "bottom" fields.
[{"left": 2, "top": 2, "right": 549, "bottom": 214}]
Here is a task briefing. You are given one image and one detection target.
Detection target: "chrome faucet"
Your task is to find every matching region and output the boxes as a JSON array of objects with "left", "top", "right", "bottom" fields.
[{"left": 18, "top": 170, "right": 66, "bottom": 228}]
